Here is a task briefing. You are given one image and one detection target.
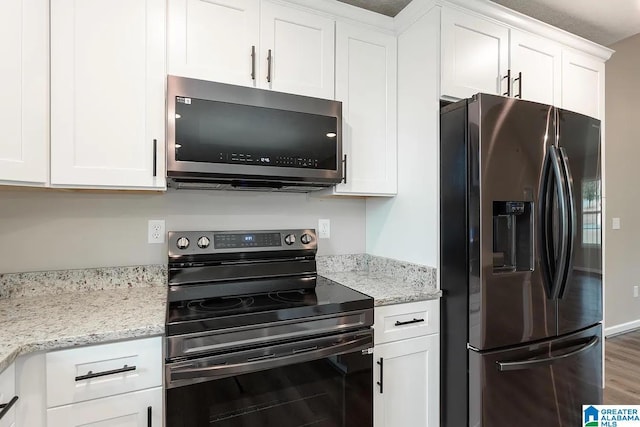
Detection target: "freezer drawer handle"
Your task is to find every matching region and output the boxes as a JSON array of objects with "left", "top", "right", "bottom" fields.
[
  {"left": 0, "top": 396, "right": 18, "bottom": 420},
  {"left": 496, "top": 336, "right": 599, "bottom": 372},
  {"left": 395, "top": 318, "right": 425, "bottom": 326},
  {"left": 75, "top": 364, "right": 137, "bottom": 381}
]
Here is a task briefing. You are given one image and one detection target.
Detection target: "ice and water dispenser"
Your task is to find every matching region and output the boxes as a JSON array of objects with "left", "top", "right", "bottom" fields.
[{"left": 492, "top": 201, "right": 534, "bottom": 273}]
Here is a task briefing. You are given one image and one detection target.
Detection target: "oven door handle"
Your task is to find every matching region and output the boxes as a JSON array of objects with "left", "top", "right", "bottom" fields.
[{"left": 169, "top": 335, "right": 372, "bottom": 383}]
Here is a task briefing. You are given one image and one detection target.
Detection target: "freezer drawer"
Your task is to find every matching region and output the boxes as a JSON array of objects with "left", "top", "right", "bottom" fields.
[{"left": 469, "top": 324, "right": 601, "bottom": 427}]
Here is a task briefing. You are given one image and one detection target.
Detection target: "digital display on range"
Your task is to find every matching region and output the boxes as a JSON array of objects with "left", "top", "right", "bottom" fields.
[{"left": 214, "top": 232, "right": 281, "bottom": 249}]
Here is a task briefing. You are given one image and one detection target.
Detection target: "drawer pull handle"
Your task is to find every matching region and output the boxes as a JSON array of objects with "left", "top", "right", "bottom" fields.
[
  {"left": 147, "top": 405, "right": 152, "bottom": 427},
  {"left": 0, "top": 396, "right": 18, "bottom": 420},
  {"left": 75, "top": 364, "right": 137, "bottom": 381},
  {"left": 395, "top": 318, "right": 425, "bottom": 326}
]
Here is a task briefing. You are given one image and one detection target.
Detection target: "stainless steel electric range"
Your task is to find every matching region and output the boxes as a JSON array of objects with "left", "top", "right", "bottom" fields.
[{"left": 164, "top": 229, "right": 374, "bottom": 427}]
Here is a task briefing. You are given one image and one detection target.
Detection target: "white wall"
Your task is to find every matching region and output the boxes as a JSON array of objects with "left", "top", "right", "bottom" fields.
[
  {"left": 0, "top": 189, "right": 365, "bottom": 273},
  {"left": 366, "top": 4, "right": 440, "bottom": 268},
  {"left": 604, "top": 33, "right": 640, "bottom": 333}
]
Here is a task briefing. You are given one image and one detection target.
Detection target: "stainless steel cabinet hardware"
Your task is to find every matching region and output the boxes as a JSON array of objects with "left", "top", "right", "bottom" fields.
[
  {"left": 376, "top": 358, "right": 383, "bottom": 393},
  {"left": 0, "top": 396, "right": 18, "bottom": 420},
  {"left": 74, "top": 364, "right": 137, "bottom": 381},
  {"left": 342, "top": 154, "right": 347, "bottom": 184},
  {"left": 147, "top": 406, "right": 152, "bottom": 427},
  {"left": 267, "top": 49, "right": 272, "bottom": 83},
  {"left": 251, "top": 45, "right": 256, "bottom": 81},
  {"left": 152, "top": 139, "right": 157, "bottom": 177},
  {"left": 502, "top": 69, "right": 511, "bottom": 96},
  {"left": 395, "top": 318, "right": 425, "bottom": 326},
  {"left": 514, "top": 72, "right": 522, "bottom": 98}
]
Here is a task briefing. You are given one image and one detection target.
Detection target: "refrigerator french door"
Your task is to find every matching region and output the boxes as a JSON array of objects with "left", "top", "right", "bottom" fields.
[{"left": 440, "top": 94, "right": 602, "bottom": 427}]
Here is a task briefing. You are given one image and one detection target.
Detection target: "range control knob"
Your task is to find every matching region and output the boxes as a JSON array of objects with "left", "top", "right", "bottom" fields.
[
  {"left": 197, "top": 236, "right": 210, "bottom": 249},
  {"left": 300, "top": 233, "right": 313, "bottom": 244},
  {"left": 176, "top": 237, "right": 190, "bottom": 250},
  {"left": 284, "top": 234, "right": 296, "bottom": 245}
]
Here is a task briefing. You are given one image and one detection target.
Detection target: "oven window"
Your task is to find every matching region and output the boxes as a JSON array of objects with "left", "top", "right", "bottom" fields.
[
  {"left": 174, "top": 97, "right": 338, "bottom": 171},
  {"left": 166, "top": 352, "right": 372, "bottom": 427}
]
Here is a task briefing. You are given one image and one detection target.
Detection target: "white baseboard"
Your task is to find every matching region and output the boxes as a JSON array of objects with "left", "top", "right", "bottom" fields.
[{"left": 605, "top": 319, "right": 640, "bottom": 337}]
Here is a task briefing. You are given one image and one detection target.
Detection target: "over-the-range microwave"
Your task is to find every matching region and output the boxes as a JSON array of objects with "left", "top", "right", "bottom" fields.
[{"left": 166, "top": 76, "right": 343, "bottom": 192}]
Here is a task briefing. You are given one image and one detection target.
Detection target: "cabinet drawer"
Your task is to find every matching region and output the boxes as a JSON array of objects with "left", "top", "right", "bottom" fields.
[
  {"left": 46, "top": 337, "right": 162, "bottom": 408},
  {"left": 374, "top": 300, "right": 439, "bottom": 345},
  {"left": 0, "top": 364, "right": 16, "bottom": 427},
  {"left": 47, "top": 386, "right": 162, "bottom": 427}
]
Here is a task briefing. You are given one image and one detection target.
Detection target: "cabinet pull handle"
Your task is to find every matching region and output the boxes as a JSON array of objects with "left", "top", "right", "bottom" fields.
[
  {"left": 502, "top": 69, "right": 511, "bottom": 96},
  {"left": 251, "top": 45, "right": 256, "bottom": 81},
  {"left": 341, "top": 154, "right": 347, "bottom": 184},
  {"left": 152, "top": 139, "right": 157, "bottom": 177},
  {"left": 267, "top": 49, "right": 272, "bottom": 83},
  {"left": 376, "top": 358, "right": 383, "bottom": 393},
  {"left": 147, "top": 406, "right": 152, "bottom": 427},
  {"left": 0, "top": 396, "right": 18, "bottom": 420},
  {"left": 75, "top": 364, "right": 137, "bottom": 381},
  {"left": 513, "top": 72, "right": 522, "bottom": 99},
  {"left": 395, "top": 318, "right": 425, "bottom": 326}
]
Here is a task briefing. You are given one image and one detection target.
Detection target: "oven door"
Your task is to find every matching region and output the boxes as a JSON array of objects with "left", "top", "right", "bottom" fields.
[{"left": 166, "top": 329, "right": 373, "bottom": 427}]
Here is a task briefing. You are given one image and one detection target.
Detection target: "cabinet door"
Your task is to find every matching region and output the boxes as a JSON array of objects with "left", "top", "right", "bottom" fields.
[
  {"left": 260, "top": 1, "right": 334, "bottom": 99},
  {"left": 50, "top": 0, "right": 166, "bottom": 188},
  {"left": 0, "top": 0, "right": 48, "bottom": 185},
  {"left": 47, "top": 387, "right": 162, "bottom": 427},
  {"left": 0, "top": 364, "right": 16, "bottom": 427},
  {"left": 168, "top": 0, "right": 259, "bottom": 86},
  {"left": 374, "top": 335, "right": 439, "bottom": 427},
  {"left": 441, "top": 8, "right": 509, "bottom": 99},
  {"left": 510, "top": 30, "right": 561, "bottom": 106},
  {"left": 561, "top": 50, "right": 605, "bottom": 119},
  {"left": 334, "top": 22, "right": 397, "bottom": 196}
]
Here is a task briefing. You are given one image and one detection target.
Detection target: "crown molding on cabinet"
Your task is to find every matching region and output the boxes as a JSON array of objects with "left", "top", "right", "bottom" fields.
[
  {"left": 439, "top": 0, "right": 614, "bottom": 60},
  {"left": 275, "top": 0, "right": 395, "bottom": 32}
]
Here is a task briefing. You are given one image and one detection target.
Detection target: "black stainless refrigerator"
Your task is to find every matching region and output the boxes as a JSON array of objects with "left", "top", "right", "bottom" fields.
[{"left": 440, "top": 94, "right": 603, "bottom": 427}]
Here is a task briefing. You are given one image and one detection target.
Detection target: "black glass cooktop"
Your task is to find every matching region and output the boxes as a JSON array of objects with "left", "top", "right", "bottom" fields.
[{"left": 166, "top": 276, "right": 373, "bottom": 336}]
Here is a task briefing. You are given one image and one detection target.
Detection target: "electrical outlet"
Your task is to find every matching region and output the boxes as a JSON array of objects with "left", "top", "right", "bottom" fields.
[
  {"left": 318, "top": 219, "right": 330, "bottom": 239},
  {"left": 634, "top": 285, "right": 638, "bottom": 298},
  {"left": 148, "top": 220, "right": 165, "bottom": 244}
]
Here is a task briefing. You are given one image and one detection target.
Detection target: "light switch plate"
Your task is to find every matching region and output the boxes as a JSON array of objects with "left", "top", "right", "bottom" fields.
[{"left": 612, "top": 217, "right": 621, "bottom": 230}]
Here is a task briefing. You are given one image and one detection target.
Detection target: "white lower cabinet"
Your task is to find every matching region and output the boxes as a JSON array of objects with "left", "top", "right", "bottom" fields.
[
  {"left": 374, "top": 335, "right": 439, "bottom": 427},
  {"left": 373, "top": 300, "right": 440, "bottom": 427},
  {"left": 47, "top": 387, "right": 162, "bottom": 427},
  {"left": 0, "top": 363, "right": 16, "bottom": 427}
]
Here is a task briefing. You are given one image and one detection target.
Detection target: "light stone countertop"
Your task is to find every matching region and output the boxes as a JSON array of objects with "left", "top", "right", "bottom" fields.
[
  {"left": 0, "top": 286, "right": 166, "bottom": 373},
  {"left": 321, "top": 271, "right": 441, "bottom": 306},
  {"left": 0, "top": 255, "right": 439, "bottom": 374}
]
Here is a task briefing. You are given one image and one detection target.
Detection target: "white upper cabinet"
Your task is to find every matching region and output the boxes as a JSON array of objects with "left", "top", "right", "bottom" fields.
[
  {"left": 331, "top": 21, "right": 397, "bottom": 196},
  {"left": 561, "top": 50, "right": 605, "bottom": 119},
  {"left": 167, "top": 0, "right": 260, "bottom": 87},
  {"left": 167, "top": 0, "right": 335, "bottom": 99},
  {"left": 50, "top": 0, "right": 166, "bottom": 189},
  {"left": 441, "top": 8, "right": 509, "bottom": 99},
  {"left": 510, "top": 30, "right": 562, "bottom": 106},
  {"left": 260, "top": 2, "right": 335, "bottom": 99},
  {"left": 0, "top": 0, "right": 48, "bottom": 185}
]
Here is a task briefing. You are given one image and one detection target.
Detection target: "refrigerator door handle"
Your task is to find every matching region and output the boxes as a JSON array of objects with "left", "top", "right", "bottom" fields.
[
  {"left": 538, "top": 149, "right": 555, "bottom": 298},
  {"left": 495, "top": 335, "right": 599, "bottom": 372},
  {"left": 557, "top": 147, "right": 576, "bottom": 299},
  {"left": 548, "top": 146, "right": 570, "bottom": 300}
]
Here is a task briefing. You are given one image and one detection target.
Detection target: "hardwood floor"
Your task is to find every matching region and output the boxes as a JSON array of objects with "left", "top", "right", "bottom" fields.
[{"left": 605, "top": 329, "right": 640, "bottom": 403}]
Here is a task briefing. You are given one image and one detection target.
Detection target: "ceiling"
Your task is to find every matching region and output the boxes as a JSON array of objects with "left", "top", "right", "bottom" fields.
[{"left": 337, "top": 0, "right": 640, "bottom": 46}]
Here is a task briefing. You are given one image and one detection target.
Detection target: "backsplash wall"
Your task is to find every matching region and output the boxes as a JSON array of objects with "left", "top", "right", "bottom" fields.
[{"left": 0, "top": 189, "right": 366, "bottom": 273}]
